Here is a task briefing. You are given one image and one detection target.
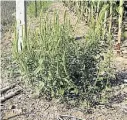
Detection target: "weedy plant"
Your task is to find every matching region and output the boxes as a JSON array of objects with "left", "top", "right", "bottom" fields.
[{"left": 13, "top": 4, "right": 115, "bottom": 108}]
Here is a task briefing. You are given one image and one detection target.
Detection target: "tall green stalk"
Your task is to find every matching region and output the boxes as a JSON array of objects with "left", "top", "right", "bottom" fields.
[
  {"left": 109, "top": 1, "right": 113, "bottom": 34},
  {"left": 117, "top": 0, "right": 124, "bottom": 55}
]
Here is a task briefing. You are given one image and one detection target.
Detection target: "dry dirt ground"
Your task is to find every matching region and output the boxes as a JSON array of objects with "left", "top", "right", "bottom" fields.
[{"left": 1, "top": 2, "right": 127, "bottom": 120}]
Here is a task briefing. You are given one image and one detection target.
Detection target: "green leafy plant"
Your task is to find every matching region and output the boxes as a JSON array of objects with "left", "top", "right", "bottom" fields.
[{"left": 13, "top": 3, "right": 115, "bottom": 108}]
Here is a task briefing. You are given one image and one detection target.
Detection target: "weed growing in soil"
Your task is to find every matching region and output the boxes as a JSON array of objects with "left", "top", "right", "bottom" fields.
[{"left": 13, "top": 9, "right": 115, "bottom": 108}]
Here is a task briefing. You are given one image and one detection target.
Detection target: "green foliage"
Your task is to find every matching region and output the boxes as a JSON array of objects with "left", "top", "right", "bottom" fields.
[{"left": 13, "top": 3, "right": 115, "bottom": 107}]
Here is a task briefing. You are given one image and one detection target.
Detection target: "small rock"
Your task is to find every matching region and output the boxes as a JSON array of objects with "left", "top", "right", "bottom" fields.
[
  {"left": 124, "top": 79, "right": 127, "bottom": 83},
  {"left": 11, "top": 105, "right": 16, "bottom": 109}
]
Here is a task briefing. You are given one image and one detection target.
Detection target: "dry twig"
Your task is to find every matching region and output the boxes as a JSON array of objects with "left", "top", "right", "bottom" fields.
[
  {"left": 59, "top": 114, "right": 84, "bottom": 120},
  {"left": 0, "top": 84, "right": 16, "bottom": 94},
  {"left": 0, "top": 89, "right": 22, "bottom": 103}
]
